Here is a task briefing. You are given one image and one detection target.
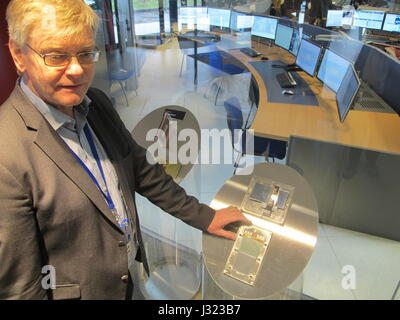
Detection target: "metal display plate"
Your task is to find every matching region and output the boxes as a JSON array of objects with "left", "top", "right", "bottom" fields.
[
  {"left": 241, "top": 176, "right": 294, "bottom": 225},
  {"left": 223, "top": 225, "right": 272, "bottom": 286}
]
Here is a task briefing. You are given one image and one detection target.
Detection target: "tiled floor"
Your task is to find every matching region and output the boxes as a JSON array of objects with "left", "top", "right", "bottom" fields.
[{"left": 107, "top": 37, "right": 400, "bottom": 300}]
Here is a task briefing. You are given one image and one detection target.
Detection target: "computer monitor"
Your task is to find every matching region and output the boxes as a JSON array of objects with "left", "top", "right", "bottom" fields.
[
  {"left": 382, "top": 13, "right": 400, "bottom": 33},
  {"left": 288, "top": 29, "right": 309, "bottom": 56},
  {"left": 326, "top": 10, "right": 344, "bottom": 27},
  {"left": 230, "top": 11, "right": 254, "bottom": 32},
  {"left": 179, "top": 7, "right": 208, "bottom": 18},
  {"left": 353, "top": 10, "right": 385, "bottom": 30},
  {"left": 295, "top": 39, "right": 322, "bottom": 76},
  {"left": 317, "top": 49, "right": 351, "bottom": 93},
  {"left": 336, "top": 65, "right": 360, "bottom": 122},
  {"left": 208, "top": 8, "right": 231, "bottom": 29},
  {"left": 196, "top": 16, "right": 211, "bottom": 32},
  {"left": 251, "top": 16, "right": 278, "bottom": 40},
  {"left": 275, "top": 24, "right": 294, "bottom": 51},
  {"left": 178, "top": 6, "right": 208, "bottom": 31}
]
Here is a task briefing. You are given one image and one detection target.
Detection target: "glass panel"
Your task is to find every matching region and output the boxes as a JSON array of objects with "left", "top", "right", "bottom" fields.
[{"left": 88, "top": 0, "right": 400, "bottom": 300}]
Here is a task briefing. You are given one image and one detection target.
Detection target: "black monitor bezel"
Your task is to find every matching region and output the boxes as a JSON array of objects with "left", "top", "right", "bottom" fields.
[
  {"left": 317, "top": 48, "right": 352, "bottom": 93},
  {"left": 336, "top": 64, "right": 361, "bottom": 123},
  {"left": 295, "top": 38, "right": 323, "bottom": 77},
  {"left": 250, "top": 15, "right": 279, "bottom": 40},
  {"left": 274, "top": 23, "right": 294, "bottom": 51}
]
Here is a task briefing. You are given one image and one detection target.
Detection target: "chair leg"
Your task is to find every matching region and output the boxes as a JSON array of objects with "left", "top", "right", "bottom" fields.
[
  {"left": 263, "top": 141, "right": 271, "bottom": 162},
  {"left": 214, "top": 82, "right": 222, "bottom": 106},
  {"left": 179, "top": 54, "right": 185, "bottom": 77},
  {"left": 233, "top": 152, "right": 244, "bottom": 175},
  {"left": 119, "top": 80, "right": 129, "bottom": 106},
  {"left": 244, "top": 101, "right": 255, "bottom": 129}
]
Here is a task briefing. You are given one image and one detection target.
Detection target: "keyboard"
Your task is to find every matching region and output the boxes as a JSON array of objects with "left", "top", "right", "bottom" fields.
[
  {"left": 276, "top": 72, "right": 297, "bottom": 88},
  {"left": 240, "top": 47, "right": 261, "bottom": 57}
]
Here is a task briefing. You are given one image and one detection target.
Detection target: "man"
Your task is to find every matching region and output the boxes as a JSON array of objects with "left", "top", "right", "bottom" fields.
[{"left": 0, "top": 0, "right": 250, "bottom": 299}]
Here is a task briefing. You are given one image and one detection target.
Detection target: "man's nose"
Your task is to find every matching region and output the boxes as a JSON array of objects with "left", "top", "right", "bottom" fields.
[{"left": 65, "top": 56, "right": 84, "bottom": 76}]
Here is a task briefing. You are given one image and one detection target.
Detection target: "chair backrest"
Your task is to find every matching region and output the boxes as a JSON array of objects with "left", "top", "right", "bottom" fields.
[
  {"left": 224, "top": 97, "right": 244, "bottom": 150},
  {"left": 209, "top": 51, "right": 224, "bottom": 70},
  {"left": 224, "top": 97, "right": 243, "bottom": 131}
]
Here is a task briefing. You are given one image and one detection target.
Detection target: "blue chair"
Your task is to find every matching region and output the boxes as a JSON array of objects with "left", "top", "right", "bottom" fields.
[
  {"left": 224, "top": 97, "right": 287, "bottom": 174},
  {"left": 109, "top": 68, "right": 136, "bottom": 106},
  {"left": 206, "top": 51, "right": 246, "bottom": 105}
]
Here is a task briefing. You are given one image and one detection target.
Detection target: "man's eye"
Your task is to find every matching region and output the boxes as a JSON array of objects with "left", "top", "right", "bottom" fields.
[{"left": 47, "top": 54, "right": 68, "bottom": 62}]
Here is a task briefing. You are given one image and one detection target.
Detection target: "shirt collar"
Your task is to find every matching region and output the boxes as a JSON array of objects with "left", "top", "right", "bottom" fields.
[{"left": 20, "top": 77, "right": 91, "bottom": 133}]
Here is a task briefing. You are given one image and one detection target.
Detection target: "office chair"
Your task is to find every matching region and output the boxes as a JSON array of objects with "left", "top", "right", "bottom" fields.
[
  {"left": 224, "top": 96, "right": 287, "bottom": 174},
  {"left": 206, "top": 51, "right": 246, "bottom": 105},
  {"left": 109, "top": 68, "right": 137, "bottom": 106}
]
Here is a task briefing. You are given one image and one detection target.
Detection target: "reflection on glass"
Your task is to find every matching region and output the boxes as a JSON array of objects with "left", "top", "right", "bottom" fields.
[
  {"left": 353, "top": 10, "right": 385, "bottom": 30},
  {"left": 208, "top": 8, "right": 231, "bottom": 28},
  {"left": 382, "top": 13, "right": 400, "bottom": 33},
  {"left": 251, "top": 16, "right": 278, "bottom": 40}
]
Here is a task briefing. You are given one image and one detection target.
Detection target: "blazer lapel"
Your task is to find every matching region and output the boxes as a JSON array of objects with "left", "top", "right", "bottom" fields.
[
  {"left": 87, "top": 104, "right": 138, "bottom": 229},
  {"left": 10, "top": 85, "right": 124, "bottom": 232}
]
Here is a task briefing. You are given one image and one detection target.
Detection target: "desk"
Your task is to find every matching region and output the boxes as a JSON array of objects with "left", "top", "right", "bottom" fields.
[
  {"left": 208, "top": 35, "right": 400, "bottom": 241},
  {"left": 226, "top": 44, "right": 400, "bottom": 154},
  {"left": 181, "top": 30, "right": 399, "bottom": 154}
]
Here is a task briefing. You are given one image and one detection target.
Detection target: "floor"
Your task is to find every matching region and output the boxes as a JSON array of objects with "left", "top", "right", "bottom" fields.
[{"left": 105, "top": 37, "right": 400, "bottom": 300}]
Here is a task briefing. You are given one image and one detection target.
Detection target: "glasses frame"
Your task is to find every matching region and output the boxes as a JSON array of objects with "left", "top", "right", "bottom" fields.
[{"left": 25, "top": 43, "right": 101, "bottom": 67}]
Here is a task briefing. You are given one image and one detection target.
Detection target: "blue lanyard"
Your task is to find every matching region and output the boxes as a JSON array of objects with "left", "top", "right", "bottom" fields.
[{"left": 69, "top": 124, "right": 128, "bottom": 228}]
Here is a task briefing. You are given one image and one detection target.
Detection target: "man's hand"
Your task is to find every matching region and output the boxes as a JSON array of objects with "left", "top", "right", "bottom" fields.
[{"left": 206, "top": 206, "right": 252, "bottom": 240}]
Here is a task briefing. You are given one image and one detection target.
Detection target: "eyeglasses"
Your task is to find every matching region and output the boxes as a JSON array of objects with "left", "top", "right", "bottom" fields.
[{"left": 25, "top": 43, "right": 100, "bottom": 67}]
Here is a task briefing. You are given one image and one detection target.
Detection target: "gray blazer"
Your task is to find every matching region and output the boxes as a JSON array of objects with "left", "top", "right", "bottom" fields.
[{"left": 0, "top": 85, "right": 215, "bottom": 300}]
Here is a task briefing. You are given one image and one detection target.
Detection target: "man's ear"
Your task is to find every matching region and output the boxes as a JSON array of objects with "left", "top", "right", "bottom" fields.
[{"left": 8, "top": 40, "right": 26, "bottom": 75}]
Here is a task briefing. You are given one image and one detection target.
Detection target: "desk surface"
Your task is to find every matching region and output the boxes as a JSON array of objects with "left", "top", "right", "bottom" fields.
[{"left": 225, "top": 41, "right": 400, "bottom": 155}]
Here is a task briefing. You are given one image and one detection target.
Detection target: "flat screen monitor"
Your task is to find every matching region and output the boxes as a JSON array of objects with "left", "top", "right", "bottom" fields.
[
  {"left": 317, "top": 49, "right": 351, "bottom": 93},
  {"left": 196, "top": 16, "right": 211, "bottom": 31},
  {"left": 336, "top": 65, "right": 360, "bottom": 122},
  {"left": 208, "top": 8, "right": 231, "bottom": 28},
  {"left": 179, "top": 7, "right": 208, "bottom": 18},
  {"left": 289, "top": 29, "right": 309, "bottom": 56},
  {"left": 251, "top": 16, "right": 278, "bottom": 39},
  {"left": 295, "top": 39, "right": 322, "bottom": 76},
  {"left": 275, "top": 24, "right": 294, "bottom": 51},
  {"left": 326, "top": 10, "right": 344, "bottom": 27},
  {"left": 237, "top": 14, "right": 254, "bottom": 29},
  {"left": 230, "top": 11, "right": 254, "bottom": 31},
  {"left": 382, "top": 13, "right": 400, "bottom": 33},
  {"left": 353, "top": 10, "right": 385, "bottom": 30}
]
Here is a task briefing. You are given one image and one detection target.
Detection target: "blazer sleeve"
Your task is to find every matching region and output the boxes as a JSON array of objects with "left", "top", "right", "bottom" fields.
[
  {"left": 88, "top": 88, "right": 216, "bottom": 232},
  {"left": 0, "top": 163, "right": 47, "bottom": 300},
  {"left": 129, "top": 136, "right": 216, "bottom": 231}
]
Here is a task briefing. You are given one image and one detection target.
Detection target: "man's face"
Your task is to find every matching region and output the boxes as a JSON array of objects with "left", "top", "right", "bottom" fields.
[{"left": 10, "top": 25, "right": 96, "bottom": 115}]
